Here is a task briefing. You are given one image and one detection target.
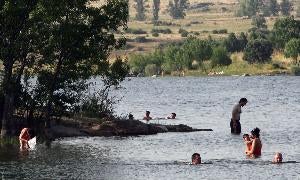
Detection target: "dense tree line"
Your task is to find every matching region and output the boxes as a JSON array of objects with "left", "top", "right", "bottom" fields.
[{"left": 0, "top": 0, "right": 129, "bottom": 137}]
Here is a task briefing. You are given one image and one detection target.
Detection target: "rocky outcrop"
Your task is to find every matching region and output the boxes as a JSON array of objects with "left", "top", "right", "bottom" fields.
[{"left": 47, "top": 119, "right": 212, "bottom": 139}]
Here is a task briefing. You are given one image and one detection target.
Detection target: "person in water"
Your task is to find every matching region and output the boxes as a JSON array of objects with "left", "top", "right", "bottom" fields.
[
  {"left": 167, "top": 113, "right": 176, "bottom": 119},
  {"left": 19, "top": 128, "right": 31, "bottom": 151},
  {"left": 272, "top": 152, "right": 283, "bottom": 163},
  {"left": 230, "top": 98, "right": 248, "bottom": 134},
  {"left": 243, "top": 134, "right": 252, "bottom": 154},
  {"left": 128, "top": 113, "right": 134, "bottom": 120},
  {"left": 143, "top": 111, "right": 152, "bottom": 121},
  {"left": 191, "top": 153, "right": 201, "bottom": 165},
  {"left": 246, "top": 127, "right": 262, "bottom": 158}
]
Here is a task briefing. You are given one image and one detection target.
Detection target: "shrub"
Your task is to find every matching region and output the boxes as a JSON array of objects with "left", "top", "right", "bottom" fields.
[
  {"left": 291, "top": 66, "right": 300, "bottom": 76},
  {"left": 210, "top": 46, "right": 232, "bottom": 67},
  {"left": 145, "top": 64, "right": 158, "bottom": 76},
  {"left": 152, "top": 32, "right": 159, "bottom": 37},
  {"left": 126, "top": 28, "right": 147, "bottom": 34},
  {"left": 134, "top": 36, "right": 148, "bottom": 43},
  {"left": 243, "top": 39, "right": 273, "bottom": 63},
  {"left": 212, "top": 29, "right": 228, "bottom": 34},
  {"left": 151, "top": 28, "right": 172, "bottom": 34},
  {"left": 179, "top": 28, "right": 189, "bottom": 37}
]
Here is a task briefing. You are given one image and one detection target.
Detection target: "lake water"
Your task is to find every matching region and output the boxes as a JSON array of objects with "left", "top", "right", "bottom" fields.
[{"left": 1, "top": 76, "right": 300, "bottom": 179}]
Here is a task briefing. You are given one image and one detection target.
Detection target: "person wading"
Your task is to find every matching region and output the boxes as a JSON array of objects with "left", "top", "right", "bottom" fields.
[{"left": 230, "top": 98, "right": 247, "bottom": 134}]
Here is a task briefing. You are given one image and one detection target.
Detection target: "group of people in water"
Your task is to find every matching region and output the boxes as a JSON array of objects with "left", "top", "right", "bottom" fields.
[{"left": 191, "top": 98, "right": 285, "bottom": 165}]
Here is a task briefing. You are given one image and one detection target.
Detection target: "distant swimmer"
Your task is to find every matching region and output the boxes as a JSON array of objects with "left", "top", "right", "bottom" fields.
[
  {"left": 128, "top": 113, "right": 134, "bottom": 120},
  {"left": 243, "top": 134, "right": 252, "bottom": 155},
  {"left": 167, "top": 113, "right": 176, "bottom": 119},
  {"left": 246, "top": 127, "right": 262, "bottom": 158},
  {"left": 230, "top": 98, "right": 248, "bottom": 134},
  {"left": 143, "top": 111, "right": 152, "bottom": 121},
  {"left": 191, "top": 153, "right": 201, "bottom": 165},
  {"left": 272, "top": 152, "right": 283, "bottom": 163},
  {"left": 19, "top": 128, "right": 31, "bottom": 151}
]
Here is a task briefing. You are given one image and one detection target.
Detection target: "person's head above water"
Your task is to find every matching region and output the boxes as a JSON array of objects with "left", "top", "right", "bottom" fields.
[
  {"left": 167, "top": 113, "right": 176, "bottom": 119},
  {"left": 273, "top": 152, "right": 283, "bottom": 163},
  {"left": 239, "top": 98, "right": 248, "bottom": 107},
  {"left": 251, "top": 127, "right": 260, "bottom": 138},
  {"left": 243, "top": 134, "right": 250, "bottom": 141},
  {"left": 191, "top": 153, "right": 201, "bottom": 165},
  {"left": 145, "top": 111, "right": 150, "bottom": 117},
  {"left": 128, "top": 113, "right": 134, "bottom": 120}
]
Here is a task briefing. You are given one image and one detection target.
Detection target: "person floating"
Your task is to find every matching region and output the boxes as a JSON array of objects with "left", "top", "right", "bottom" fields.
[
  {"left": 167, "top": 113, "right": 176, "bottom": 119},
  {"left": 272, "top": 152, "right": 283, "bottom": 163},
  {"left": 243, "top": 134, "right": 252, "bottom": 155},
  {"left": 230, "top": 98, "right": 248, "bottom": 134},
  {"left": 191, "top": 153, "right": 201, "bottom": 165},
  {"left": 19, "top": 128, "right": 31, "bottom": 151},
  {"left": 246, "top": 127, "right": 262, "bottom": 158},
  {"left": 143, "top": 111, "right": 152, "bottom": 121}
]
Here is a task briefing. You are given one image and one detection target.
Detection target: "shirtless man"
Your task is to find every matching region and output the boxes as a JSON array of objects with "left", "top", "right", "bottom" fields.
[
  {"left": 230, "top": 98, "right": 247, "bottom": 134},
  {"left": 19, "top": 128, "right": 30, "bottom": 151},
  {"left": 143, "top": 111, "right": 152, "bottom": 121}
]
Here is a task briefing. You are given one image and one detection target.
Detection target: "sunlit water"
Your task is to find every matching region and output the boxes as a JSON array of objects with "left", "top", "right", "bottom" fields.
[{"left": 1, "top": 76, "right": 300, "bottom": 179}]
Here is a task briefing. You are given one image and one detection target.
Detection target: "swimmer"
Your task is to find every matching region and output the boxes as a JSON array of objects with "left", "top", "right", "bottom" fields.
[
  {"left": 128, "top": 113, "right": 134, "bottom": 120},
  {"left": 143, "top": 111, "right": 152, "bottom": 121},
  {"left": 243, "top": 134, "right": 252, "bottom": 154},
  {"left": 246, "top": 127, "right": 262, "bottom": 158},
  {"left": 167, "top": 113, "right": 176, "bottom": 119},
  {"left": 19, "top": 128, "right": 30, "bottom": 151},
  {"left": 272, "top": 152, "right": 283, "bottom": 163},
  {"left": 191, "top": 153, "right": 201, "bottom": 165}
]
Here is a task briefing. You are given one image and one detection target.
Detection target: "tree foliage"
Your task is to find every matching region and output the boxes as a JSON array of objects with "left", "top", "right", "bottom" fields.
[
  {"left": 243, "top": 39, "right": 273, "bottom": 63},
  {"left": 168, "top": 0, "right": 189, "bottom": 19},
  {"left": 271, "top": 17, "right": 300, "bottom": 49},
  {"left": 210, "top": 46, "right": 232, "bottom": 68},
  {"left": 284, "top": 38, "right": 300, "bottom": 64},
  {"left": 0, "top": 0, "right": 129, "bottom": 136},
  {"left": 261, "top": 0, "right": 279, "bottom": 16},
  {"left": 237, "top": 0, "right": 260, "bottom": 17}
]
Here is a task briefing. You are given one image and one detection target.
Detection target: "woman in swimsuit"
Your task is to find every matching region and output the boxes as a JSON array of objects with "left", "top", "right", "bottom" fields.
[
  {"left": 19, "top": 128, "right": 30, "bottom": 150},
  {"left": 246, "top": 127, "right": 262, "bottom": 158}
]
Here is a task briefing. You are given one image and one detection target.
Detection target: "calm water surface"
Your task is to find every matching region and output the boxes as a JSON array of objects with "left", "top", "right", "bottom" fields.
[{"left": 1, "top": 76, "right": 300, "bottom": 179}]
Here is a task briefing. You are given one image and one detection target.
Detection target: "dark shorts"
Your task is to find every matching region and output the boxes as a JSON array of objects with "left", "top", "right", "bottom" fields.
[{"left": 230, "top": 119, "right": 241, "bottom": 134}]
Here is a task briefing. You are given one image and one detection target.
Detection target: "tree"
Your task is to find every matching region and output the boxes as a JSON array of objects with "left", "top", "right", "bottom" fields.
[
  {"left": 261, "top": 0, "right": 279, "bottom": 16},
  {"left": 168, "top": 0, "right": 189, "bottom": 19},
  {"left": 238, "top": 32, "right": 248, "bottom": 51},
  {"left": 243, "top": 39, "right": 273, "bottom": 63},
  {"left": 223, "top": 33, "right": 240, "bottom": 52},
  {"left": 237, "top": 0, "right": 260, "bottom": 17},
  {"left": 210, "top": 46, "right": 232, "bottom": 68},
  {"left": 134, "top": 0, "right": 148, "bottom": 21},
  {"left": 153, "top": 0, "right": 160, "bottom": 22},
  {"left": 271, "top": 17, "right": 300, "bottom": 49},
  {"left": 284, "top": 38, "right": 300, "bottom": 64},
  {"left": 31, "top": 0, "right": 129, "bottom": 128},
  {"left": 280, "top": 0, "right": 292, "bottom": 16},
  {"left": 251, "top": 15, "right": 267, "bottom": 29},
  {"left": 0, "top": 0, "right": 40, "bottom": 137}
]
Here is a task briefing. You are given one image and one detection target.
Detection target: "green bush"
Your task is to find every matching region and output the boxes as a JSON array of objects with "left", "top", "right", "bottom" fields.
[
  {"left": 151, "top": 28, "right": 172, "bottom": 34},
  {"left": 126, "top": 28, "right": 147, "bottom": 34},
  {"left": 145, "top": 64, "right": 158, "bottom": 76},
  {"left": 179, "top": 28, "right": 189, "bottom": 37},
  {"left": 210, "top": 46, "right": 232, "bottom": 68},
  {"left": 212, "top": 29, "right": 228, "bottom": 34},
  {"left": 291, "top": 66, "right": 300, "bottom": 76},
  {"left": 243, "top": 39, "right": 273, "bottom": 63},
  {"left": 134, "top": 36, "right": 148, "bottom": 43},
  {"left": 152, "top": 32, "right": 159, "bottom": 37}
]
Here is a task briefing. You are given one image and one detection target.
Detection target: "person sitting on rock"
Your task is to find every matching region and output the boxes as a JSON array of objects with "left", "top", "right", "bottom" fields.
[
  {"left": 272, "top": 152, "right": 283, "bottom": 163},
  {"left": 167, "top": 113, "right": 176, "bottom": 119},
  {"left": 143, "top": 111, "right": 152, "bottom": 121},
  {"left": 191, "top": 153, "right": 201, "bottom": 165}
]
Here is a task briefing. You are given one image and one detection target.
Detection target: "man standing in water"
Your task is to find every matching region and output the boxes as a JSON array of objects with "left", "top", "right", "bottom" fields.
[{"left": 230, "top": 98, "right": 248, "bottom": 134}]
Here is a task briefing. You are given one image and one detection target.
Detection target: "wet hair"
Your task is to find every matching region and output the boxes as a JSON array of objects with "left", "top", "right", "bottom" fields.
[
  {"left": 192, "top": 153, "right": 200, "bottom": 160},
  {"left": 172, "top": 113, "right": 176, "bottom": 117},
  {"left": 146, "top": 111, "right": 150, "bottom": 114},
  {"left": 251, "top": 127, "right": 260, "bottom": 138},
  {"left": 239, "top": 98, "right": 248, "bottom": 103},
  {"left": 243, "top": 134, "right": 249, "bottom": 138}
]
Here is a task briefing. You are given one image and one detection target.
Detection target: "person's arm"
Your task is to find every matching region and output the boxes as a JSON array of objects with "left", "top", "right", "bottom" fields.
[{"left": 247, "top": 139, "right": 257, "bottom": 156}]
